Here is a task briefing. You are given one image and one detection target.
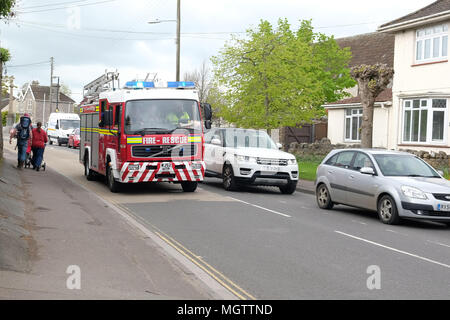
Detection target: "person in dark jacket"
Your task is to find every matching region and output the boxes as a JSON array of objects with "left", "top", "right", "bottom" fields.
[
  {"left": 31, "top": 122, "right": 48, "bottom": 171},
  {"left": 9, "top": 113, "right": 32, "bottom": 169}
]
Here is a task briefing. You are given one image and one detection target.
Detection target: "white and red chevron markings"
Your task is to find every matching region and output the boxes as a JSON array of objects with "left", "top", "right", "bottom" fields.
[{"left": 119, "top": 161, "right": 205, "bottom": 183}]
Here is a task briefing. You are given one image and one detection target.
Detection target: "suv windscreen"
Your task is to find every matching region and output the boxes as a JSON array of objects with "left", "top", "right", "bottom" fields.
[{"left": 223, "top": 129, "right": 277, "bottom": 149}]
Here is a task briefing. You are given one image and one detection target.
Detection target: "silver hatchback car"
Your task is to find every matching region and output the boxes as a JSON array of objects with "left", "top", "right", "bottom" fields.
[{"left": 315, "top": 149, "right": 450, "bottom": 225}]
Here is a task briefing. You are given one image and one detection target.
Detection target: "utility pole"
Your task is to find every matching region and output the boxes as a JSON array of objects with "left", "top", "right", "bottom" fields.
[
  {"left": 49, "top": 57, "right": 54, "bottom": 113},
  {"left": 7, "top": 76, "right": 14, "bottom": 126},
  {"left": 55, "top": 76, "right": 60, "bottom": 112},
  {"left": 176, "top": 0, "right": 180, "bottom": 81}
]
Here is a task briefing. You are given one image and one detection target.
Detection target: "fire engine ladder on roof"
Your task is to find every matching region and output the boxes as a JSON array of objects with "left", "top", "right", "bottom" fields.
[{"left": 83, "top": 70, "right": 120, "bottom": 103}]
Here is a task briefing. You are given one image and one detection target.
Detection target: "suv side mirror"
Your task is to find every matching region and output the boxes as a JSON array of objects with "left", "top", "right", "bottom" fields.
[
  {"left": 360, "top": 167, "right": 375, "bottom": 175},
  {"left": 276, "top": 142, "right": 282, "bottom": 149},
  {"left": 211, "top": 138, "right": 222, "bottom": 146}
]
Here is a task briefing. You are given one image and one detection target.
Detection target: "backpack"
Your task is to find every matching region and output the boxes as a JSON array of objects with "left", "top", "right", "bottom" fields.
[{"left": 17, "top": 117, "right": 31, "bottom": 141}]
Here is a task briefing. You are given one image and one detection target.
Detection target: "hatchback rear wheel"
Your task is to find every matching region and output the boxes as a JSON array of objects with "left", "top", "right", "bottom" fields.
[{"left": 316, "top": 184, "right": 334, "bottom": 209}]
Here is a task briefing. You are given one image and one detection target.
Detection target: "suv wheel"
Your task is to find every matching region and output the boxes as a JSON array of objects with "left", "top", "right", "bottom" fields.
[
  {"left": 279, "top": 180, "right": 297, "bottom": 194},
  {"left": 377, "top": 195, "right": 401, "bottom": 225},
  {"left": 223, "top": 165, "right": 238, "bottom": 191},
  {"left": 316, "top": 184, "right": 334, "bottom": 209}
]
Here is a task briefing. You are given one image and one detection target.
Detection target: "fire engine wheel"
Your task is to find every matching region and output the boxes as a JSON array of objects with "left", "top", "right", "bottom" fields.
[
  {"left": 107, "top": 164, "right": 121, "bottom": 193},
  {"left": 181, "top": 181, "right": 198, "bottom": 192},
  {"left": 84, "top": 154, "right": 95, "bottom": 181}
]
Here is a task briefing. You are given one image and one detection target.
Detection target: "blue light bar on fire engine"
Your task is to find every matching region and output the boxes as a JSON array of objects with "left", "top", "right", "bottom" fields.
[
  {"left": 167, "top": 81, "right": 195, "bottom": 88},
  {"left": 125, "top": 81, "right": 155, "bottom": 89}
]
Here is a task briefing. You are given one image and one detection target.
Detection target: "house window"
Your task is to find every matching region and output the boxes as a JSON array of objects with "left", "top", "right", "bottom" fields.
[
  {"left": 402, "top": 98, "right": 448, "bottom": 144},
  {"left": 416, "top": 24, "right": 448, "bottom": 62},
  {"left": 27, "top": 100, "right": 33, "bottom": 111},
  {"left": 345, "top": 108, "right": 362, "bottom": 141}
]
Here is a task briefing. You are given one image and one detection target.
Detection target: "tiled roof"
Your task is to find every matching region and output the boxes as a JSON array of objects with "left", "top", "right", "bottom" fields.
[
  {"left": 326, "top": 88, "right": 392, "bottom": 106},
  {"left": 379, "top": 0, "right": 450, "bottom": 29},
  {"left": 30, "top": 85, "right": 75, "bottom": 103},
  {"left": 0, "top": 93, "right": 13, "bottom": 108},
  {"left": 336, "top": 32, "right": 395, "bottom": 68}
]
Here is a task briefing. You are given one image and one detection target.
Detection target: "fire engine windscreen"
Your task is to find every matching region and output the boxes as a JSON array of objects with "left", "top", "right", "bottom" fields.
[{"left": 124, "top": 99, "right": 201, "bottom": 135}]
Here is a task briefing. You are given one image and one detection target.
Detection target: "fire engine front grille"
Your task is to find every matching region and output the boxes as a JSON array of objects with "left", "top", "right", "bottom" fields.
[
  {"left": 132, "top": 144, "right": 197, "bottom": 158},
  {"left": 257, "top": 158, "right": 288, "bottom": 166}
]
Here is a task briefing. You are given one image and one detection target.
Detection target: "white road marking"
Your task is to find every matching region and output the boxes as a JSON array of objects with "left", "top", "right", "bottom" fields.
[
  {"left": 228, "top": 197, "right": 292, "bottom": 218},
  {"left": 351, "top": 220, "right": 367, "bottom": 226},
  {"left": 386, "top": 229, "right": 408, "bottom": 236},
  {"left": 427, "top": 240, "right": 450, "bottom": 249},
  {"left": 335, "top": 231, "right": 450, "bottom": 270}
]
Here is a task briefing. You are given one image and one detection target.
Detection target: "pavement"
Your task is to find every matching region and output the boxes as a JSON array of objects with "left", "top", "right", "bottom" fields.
[
  {"left": 0, "top": 145, "right": 225, "bottom": 299},
  {"left": 296, "top": 179, "right": 315, "bottom": 195}
]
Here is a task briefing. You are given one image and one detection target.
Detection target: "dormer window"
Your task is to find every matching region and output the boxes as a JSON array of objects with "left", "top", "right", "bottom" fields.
[{"left": 415, "top": 24, "right": 448, "bottom": 63}]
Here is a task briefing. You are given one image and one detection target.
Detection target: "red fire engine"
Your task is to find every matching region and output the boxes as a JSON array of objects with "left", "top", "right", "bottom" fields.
[{"left": 79, "top": 72, "right": 212, "bottom": 192}]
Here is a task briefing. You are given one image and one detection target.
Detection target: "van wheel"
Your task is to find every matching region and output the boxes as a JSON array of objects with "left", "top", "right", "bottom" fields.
[
  {"left": 49, "top": 139, "right": 53, "bottom": 145},
  {"left": 84, "top": 154, "right": 95, "bottom": 181},
  {"left": 181, "top": 181, "right": 197, "bottom": 192},
  {"left": 106, "top": 163, "right": 121, "bottom": 193},
  {"left": 377, "top": 195, "right": 401, "bottom": 225},
  {"left": 57, "top": 138, "right": 62, "bottom": 146}
]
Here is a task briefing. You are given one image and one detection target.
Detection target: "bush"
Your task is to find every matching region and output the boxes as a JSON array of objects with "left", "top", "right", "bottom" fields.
[{"left": 1, "top": 111, "right": 7, "bottom": 126}]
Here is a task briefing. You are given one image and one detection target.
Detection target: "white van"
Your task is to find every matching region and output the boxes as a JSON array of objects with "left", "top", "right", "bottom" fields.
[{"left": 47, "top": 113, "right": 80, "bottom": 146}]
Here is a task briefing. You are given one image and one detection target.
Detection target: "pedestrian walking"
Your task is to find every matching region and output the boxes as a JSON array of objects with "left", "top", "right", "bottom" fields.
[
  {"left": 31, "top": 122, "right": 48, "bottom": 171},
  {"left": 9, "top": 113, "right": 33, "bottom": 169}
]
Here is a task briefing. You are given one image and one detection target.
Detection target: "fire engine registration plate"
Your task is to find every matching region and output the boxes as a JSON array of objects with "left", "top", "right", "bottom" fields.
[
  {"left": 437, "top": 204, "right": 450, "bottom": 211},
  {"left": 161, "top": 162, "right": 172, "bottom": 171}
]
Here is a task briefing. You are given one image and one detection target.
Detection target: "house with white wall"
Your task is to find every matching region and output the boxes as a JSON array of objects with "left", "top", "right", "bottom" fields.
[
  {"left": 323, "top": 32, "right": 395, "bottom": 148},
  {"left": 378, "top": 0, "right": 450, "bottom": 153}
]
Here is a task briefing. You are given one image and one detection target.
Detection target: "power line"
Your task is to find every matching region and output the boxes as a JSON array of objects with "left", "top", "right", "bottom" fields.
[
  {"left": 18, "top": 0, "right": 94, "bottom": 10},
  {"left": 6, "top": 60, "right": 50, "bottom": 68},
  {"left": 17, "top": 0, "right": 119, "bottom": 14}
]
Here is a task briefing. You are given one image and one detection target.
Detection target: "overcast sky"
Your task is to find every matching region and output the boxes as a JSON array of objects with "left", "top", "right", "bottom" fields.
[{"left": 0, "top": 0, "right": 434, "bottom": 103}]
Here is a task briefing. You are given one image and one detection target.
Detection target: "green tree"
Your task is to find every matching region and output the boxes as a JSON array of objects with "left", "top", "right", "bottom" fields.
[
  {"left": 0, "top": 0, "right": 16, "bottom": 19},
  {"left": 211, "top": 19, "right": 355, "bottom": 132},
  {"left": 0, "top": 47, "right": 11, "bottom": 159}
]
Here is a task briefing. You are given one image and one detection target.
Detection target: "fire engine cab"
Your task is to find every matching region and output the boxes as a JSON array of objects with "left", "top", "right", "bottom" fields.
[{"left": 79, "top": 72, "right": 212, "bottom": 193}]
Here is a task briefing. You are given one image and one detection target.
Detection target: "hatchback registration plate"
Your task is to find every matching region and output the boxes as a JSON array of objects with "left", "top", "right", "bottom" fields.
[{"left": 437, "top": 203, "right": 450, "bottom": 211}]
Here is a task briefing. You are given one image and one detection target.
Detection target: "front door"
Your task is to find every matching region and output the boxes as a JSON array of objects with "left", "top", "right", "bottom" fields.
[
  {"left": 326, "top": 151, "right": 356, "bottom": 204},
  {"left": 347, "top": 152, "right": 378, "bottom": 210}
]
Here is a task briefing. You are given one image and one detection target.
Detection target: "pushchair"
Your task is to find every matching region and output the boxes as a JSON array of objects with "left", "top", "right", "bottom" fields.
[{"left": 25, "top": 142, "right": 46, "bottom": 171}]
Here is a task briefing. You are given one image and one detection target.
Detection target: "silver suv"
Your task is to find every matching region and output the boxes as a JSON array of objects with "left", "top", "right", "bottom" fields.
[{"left": 315, "top": 149, "right": 450, "bottom": 226}]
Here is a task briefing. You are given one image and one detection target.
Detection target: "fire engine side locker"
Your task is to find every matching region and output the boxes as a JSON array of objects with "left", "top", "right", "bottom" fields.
[{"left": 90, "top": 111, "right": 100, "bottom": 171}]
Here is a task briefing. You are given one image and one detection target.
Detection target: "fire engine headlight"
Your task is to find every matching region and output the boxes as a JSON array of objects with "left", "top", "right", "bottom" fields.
[
  {"left": 128, "top": 164, "right": 140, "bottom": 171},
  {"left": 191, "top": 162, "right": 203, "bottom": 170}
]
